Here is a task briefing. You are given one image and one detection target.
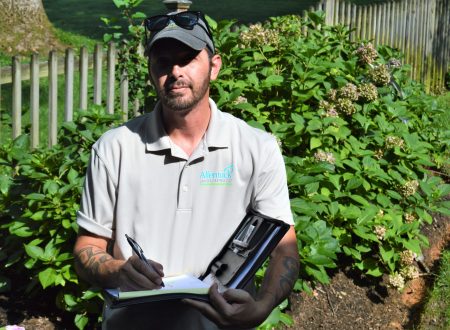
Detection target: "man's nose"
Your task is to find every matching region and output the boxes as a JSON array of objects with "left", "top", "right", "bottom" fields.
[{"left": 169, "top": 63, "right": 183, "bottom": 77}]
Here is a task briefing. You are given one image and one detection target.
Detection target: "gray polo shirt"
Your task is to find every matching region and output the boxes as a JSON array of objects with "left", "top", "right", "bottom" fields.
[{"left": 77, "top": 99, "right": 293, "bottom": 329}]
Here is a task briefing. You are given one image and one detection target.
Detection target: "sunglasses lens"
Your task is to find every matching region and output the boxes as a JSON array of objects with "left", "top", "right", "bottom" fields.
[
  {"left": 147, "top": 16, "right": 170, "bottom": 31},
  {"left": 174, "top": 12, "right": 199, "bottom": 28}
]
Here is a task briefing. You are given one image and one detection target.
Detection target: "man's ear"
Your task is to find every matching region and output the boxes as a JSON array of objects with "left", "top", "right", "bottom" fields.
[{"left": 210, "top": 54, "right": 222, "bottom": 81}]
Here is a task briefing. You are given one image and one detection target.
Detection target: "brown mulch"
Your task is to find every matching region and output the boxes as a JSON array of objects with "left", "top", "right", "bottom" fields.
[{"left": 1, "top": 213, "right": 449, "bottom": 330}]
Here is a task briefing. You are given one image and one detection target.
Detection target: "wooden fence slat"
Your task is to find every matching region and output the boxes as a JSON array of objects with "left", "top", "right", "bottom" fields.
[
  {"left": 93, "top": 44, "right": 103, "bottom": 105},
  {"left": 30, "top": 53, "right": 40, "bottom": 148},
  {"left": 65, "top": 48, "right": 74, "bottom": 122},
  {"left": 120, "top": 70, "right": 129, "bottom": 122},
  {"left": 12, "top": 56, "right": 21, "bottom": 139},
  {"left": 107, "top": 42, "right": 116, "bottom": 115},
  {"left": 79, "top": 46, "right": 88, "bottom": 110},
  {"left": 48, "top": 51, "right": 58, "bottom": 147}
]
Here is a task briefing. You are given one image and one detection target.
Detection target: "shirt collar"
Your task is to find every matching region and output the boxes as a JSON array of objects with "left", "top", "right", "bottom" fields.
[{"left": 145, "top": 99, "right": 229, "bottom": 154}]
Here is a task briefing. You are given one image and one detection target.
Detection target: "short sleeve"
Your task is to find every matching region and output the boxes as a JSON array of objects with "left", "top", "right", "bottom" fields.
[
  {"left": 253, "top": 137, "right": 293, "bottom": 225},
  {"left": 76, "top": 147, "right": 117, "bottom": 238}
]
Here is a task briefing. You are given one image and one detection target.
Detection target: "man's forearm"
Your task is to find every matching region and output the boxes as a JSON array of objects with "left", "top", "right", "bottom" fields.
[
  {"left": 256, "top": 228, "right": 299, "bottom": 309},
  {"left": 73, "top": 244, "right": 123, "bottom": 288}
]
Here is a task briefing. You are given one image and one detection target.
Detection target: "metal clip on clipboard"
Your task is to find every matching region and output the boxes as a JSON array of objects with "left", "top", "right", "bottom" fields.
[{"left": 231, "top": 217, "right": 262, "bottom": 255}]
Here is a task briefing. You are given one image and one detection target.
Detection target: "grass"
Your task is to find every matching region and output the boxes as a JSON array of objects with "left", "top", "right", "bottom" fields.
[{"left": 418, "top": 249, "right": 450, "bottom": 329}]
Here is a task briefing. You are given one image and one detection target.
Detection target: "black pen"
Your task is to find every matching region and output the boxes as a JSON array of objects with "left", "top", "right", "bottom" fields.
[{"left": 125, "top": 234, "right": 165, "bottom": 287}]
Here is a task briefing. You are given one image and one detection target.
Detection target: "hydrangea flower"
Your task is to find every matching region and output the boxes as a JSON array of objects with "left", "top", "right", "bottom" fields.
[
  {"left": 400, "top": 250, "right": 416, "bottom": 266},
  {"left": 233, "top": 96, "right": 248, "bottom": 105},
  {"left": 358, "top": 83, "right": 378, "bottom": 103},
  {"left": 388, "top": 273, "right": 405, "bottom": 290},
  {"left": 240, "top": 24, "right": 279, "bottom": 48},
  {"left": 367, "top": 64, "right": 391, "bottom": 86},
  {"left": 356, "top": 43, "right": 378, "bottom": 65},
  {"left": 385, "top": 136, "right": 405, "bottom": 149},
  {"left": 401, "top": 265, "right": 420, "bottom": 280},
  {"left": 374, "top": 225, "right": 386, "bottom": 240},
  {"left": 314, "top": 150, "right": 336, "bottom": 164},
  {"left": 404, "top": 212, "right": 417, "bottom": 223},
  {"left": 335, "top": 98, "right": 356, "bottom": 115},
  {"left": 338, "top": 83, "right": 359, "bottom": 101},
  {"left": 401, "top": 180, "right": 419, "bottom": 197}
]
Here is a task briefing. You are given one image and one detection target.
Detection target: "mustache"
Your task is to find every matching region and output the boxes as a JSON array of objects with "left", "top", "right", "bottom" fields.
[{"left": 165, "top": 80, "right": 191, "bottom": 91}]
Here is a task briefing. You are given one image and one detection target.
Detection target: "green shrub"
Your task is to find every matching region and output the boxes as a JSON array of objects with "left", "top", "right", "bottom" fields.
[{"left": 0, "top": 107, "right": 122, "bottom": 328}]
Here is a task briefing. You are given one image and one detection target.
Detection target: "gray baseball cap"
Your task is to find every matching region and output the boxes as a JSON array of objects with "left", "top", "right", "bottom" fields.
[{"left": 145, "top": 12, "right": 215, "bottom": 55}]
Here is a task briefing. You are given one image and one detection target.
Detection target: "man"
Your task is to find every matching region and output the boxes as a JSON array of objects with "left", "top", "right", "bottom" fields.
[{"left": 73, "top": 10, "right": 299, "bottom": 329}]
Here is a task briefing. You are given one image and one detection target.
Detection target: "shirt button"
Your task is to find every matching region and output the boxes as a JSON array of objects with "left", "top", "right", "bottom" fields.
[{"left": 182, "top": 185, "right": 189, "bottom": 192}]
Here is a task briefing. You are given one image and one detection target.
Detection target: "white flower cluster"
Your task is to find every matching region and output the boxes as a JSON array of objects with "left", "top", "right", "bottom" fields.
[
  {"left": 314, "top": 150, "right": 336, "bottom": 164},
  {"left": 401, "top": 180, "right": 419, "bottom": 198},
  {"left": 338, "top": 83, "right": 359, "bottom": 101},
  {"left": 357, "top": 83, "right": 378, "bottom": 103},
  {"left": 374, "top": 225, "right": 386, "bottom": 240},
  {"left": 385, "top": 136, "right": 405, "bottom": 149},
  {"left": 401, "top": 265, "right": 420, "bottom": 280},
  {"left": 356, "top": 43, "right": 378, "bottom": 65},
  {"left": 373, "top": 226, "right": 386, "bottom": 241},
  {"left": 368, "top": 64, "right": 391, "bottom": 86},
  {"left": 233, "top": 96, "right": 248, "bottom": 105},
  {"left": 404, "top": 212, "right": 417, "bottom": 223},
  {"left": 400, "top": 250, "right": 416, "bottom": 266},
  {"left": 319, "top": 100, "right": 339, "bottom": 118},
  {"left": 388, "top": 273, "right": 405, "bottom": 290},
  {"left": 239, "top": 24, "right": 279, "bottom": 48}
]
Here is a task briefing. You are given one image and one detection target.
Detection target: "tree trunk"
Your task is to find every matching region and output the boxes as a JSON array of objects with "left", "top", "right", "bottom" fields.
[{"left": 0, "top": 0, "right": 62, "bottom": 55}]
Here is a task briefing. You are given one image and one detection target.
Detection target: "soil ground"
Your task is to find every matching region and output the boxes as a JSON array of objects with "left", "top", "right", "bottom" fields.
[{"left": 0, "top": 213, "right": 448, "bottom": 330}]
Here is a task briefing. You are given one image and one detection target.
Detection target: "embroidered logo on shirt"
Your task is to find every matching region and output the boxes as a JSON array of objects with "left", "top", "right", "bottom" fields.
[{"left": 200, "top": 164, "right": 234, "bottom": 186}]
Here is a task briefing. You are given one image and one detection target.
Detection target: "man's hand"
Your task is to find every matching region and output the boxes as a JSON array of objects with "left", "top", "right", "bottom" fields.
[
  {"left": 183, "top": 283, "right": 271, "bottom": 329},
  {"left": 73, "top": 229, "right": 164, "bottom": 290},
  {"left": 118, "top": 255, "right": 164, "bottom": 291}
]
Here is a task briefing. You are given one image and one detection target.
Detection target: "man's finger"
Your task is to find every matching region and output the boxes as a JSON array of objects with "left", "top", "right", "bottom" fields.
[
  {"left": 183, "top": 298, "right": 223, "bottom": 321},
  {"left": 222, "top": 288, "right": 251, "bottom": 303},
  {"left": 208, "top": 283, "right": 234, "bottom": 315}
]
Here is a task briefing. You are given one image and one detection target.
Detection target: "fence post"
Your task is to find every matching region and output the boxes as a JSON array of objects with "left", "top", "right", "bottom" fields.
[
  {"left": 324, "top": 0, "right": 332, "bottom": 26},
  {"left": 120, "top": 70, "right": 129, "bottom": 122},
  {"left": 79, "top": 46, "right": 88, "bottom": 110},
  {"left": 30, "top": 53, "right": 40, "bottom": 148},
  {"left": 12, "top": 56, "right": 21, "bottom": 139},
  {"left": 65, "top": 48, "right": 74, "bottom": 122},
  {"left": 48, "top": 51, "right": 58, "bottom": 147},
  {"left": 93, "top": 44, "right": 103, "bottom": 105},
  {"left": 107, "top": 42, "right": 116, "bottom": 115}
]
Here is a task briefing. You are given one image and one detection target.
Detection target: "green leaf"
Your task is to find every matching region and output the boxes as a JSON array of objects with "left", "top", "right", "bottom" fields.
[
  {"left": 75, "top": 313, "right": 89, "bottom": 330},
  {"left": 39, "top": 267, "right": 57, "bottom": 289},
  {"left": 31, "top": 210, "right": 46, "bottom": 221},
  {"left": 402, "top": 239, "right": 422, "bottom": 255},
  {"left": 24, "top": 244, "right": 44, "bottom": 259},
  {"left": 64, "top": 293, "right": 78, "bottom": 307},
  {"left": 310, "top": 137, "right": 322, "bottom": 149}
]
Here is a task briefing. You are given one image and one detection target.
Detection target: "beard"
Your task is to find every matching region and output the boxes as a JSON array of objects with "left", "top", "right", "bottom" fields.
[{"left": 157, "top": 72, "right": 211, "bottom": 112}]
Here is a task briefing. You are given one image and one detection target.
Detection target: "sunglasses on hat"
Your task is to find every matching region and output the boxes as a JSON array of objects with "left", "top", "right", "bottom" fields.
[{"left": 144, "top": 11, "right": 215, "bottom": 50}]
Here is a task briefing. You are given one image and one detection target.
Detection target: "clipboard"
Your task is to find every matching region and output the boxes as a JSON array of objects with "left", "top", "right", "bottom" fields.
[{"left": 104, "top": 210, "right": 290, "bottom": 308}]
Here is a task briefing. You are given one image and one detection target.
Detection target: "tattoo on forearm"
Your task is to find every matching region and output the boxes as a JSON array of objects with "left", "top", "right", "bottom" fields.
[
  {"left": 279, "top": 256, "right": 299, "bottom": 291},
  {"left": 74, "top": 247, "right": 112, "bottom": 278}
]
